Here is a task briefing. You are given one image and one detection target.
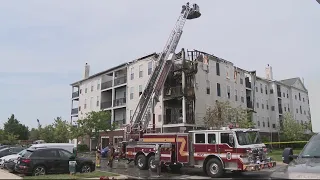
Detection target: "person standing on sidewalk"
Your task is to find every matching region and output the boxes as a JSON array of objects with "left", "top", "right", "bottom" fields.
[{"left": 108, "top": 143, "right": 115, "bottom": 168}]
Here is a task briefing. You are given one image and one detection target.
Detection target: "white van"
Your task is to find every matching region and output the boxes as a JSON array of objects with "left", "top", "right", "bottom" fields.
[{"left": 29, "top": 143, "right": 76, "bottom": 153}]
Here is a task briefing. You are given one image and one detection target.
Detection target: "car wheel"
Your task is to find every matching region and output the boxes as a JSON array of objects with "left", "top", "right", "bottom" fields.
[
  {"left": 32, "top": 165, "right": 46, "bottom": 176},
  {"left": 205, "top": 158, "right": 224, "bottom": 178},
  {"left": 81, "top": 164, "right": 92, "bottom": 173},
  {"left": 136, "top": 155, "right": 148, "bottom": 170}
]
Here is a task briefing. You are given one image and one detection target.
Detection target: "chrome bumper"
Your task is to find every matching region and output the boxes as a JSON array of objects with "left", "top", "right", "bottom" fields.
[{"left": 243, "top": 161, "right": 276, "bottom": 171}]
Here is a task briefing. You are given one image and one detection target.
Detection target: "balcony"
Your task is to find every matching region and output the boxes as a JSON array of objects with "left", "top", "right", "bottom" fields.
[
  {"left": 101, "top": 80, "right": 113, "bottom": 90},
  {"left": 101, "top": 101, "right": 112, "bottom": 109},
  {"left": 113, "top": 98, "right": 126, "bottom": 107},
  {"left": 114, "top": 76, "right": 127, "bottom": 86},
  {"left": 72, "top": 91, "right": 79, "bottom": 99},
  {"left": 164, "top": 115, "right": 183, "bottom": 125},
  {"left": 278, "top": 107, "right": 283, "bottom": 114},
  {"left": 245, "top": 79, "right": 251, "bottom": 89},
  {"left": 71, "top": 108, "right": 78, "bottom": 115},
  {"left": 277, "top": 92, "right": 281, "bottom": 98},
  {"left": 164, "top": 86, "right": 183, "bottom": 99}
]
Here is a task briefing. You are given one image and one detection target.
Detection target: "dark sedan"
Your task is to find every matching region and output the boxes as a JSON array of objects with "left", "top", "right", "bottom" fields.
[
  {"left": 0, "top": 147, "right": 25, "bottom": 158},
  {"left": 270, "top": 133, "right": 320, "bottom": 179},
  {"left": 15, "top": 147, "right": 95, "bottom": 176}
]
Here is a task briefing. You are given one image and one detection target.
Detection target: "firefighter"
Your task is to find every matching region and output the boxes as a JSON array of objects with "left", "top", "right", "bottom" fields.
[
  {"left": 108, "top": 143, "right": 115, "bottom": 168},
  {"left": 95, "top": 143, "right": 101, "bottom": 168}
]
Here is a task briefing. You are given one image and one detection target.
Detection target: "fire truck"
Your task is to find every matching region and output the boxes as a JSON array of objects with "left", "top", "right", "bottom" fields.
[
  {"left": 124, "top": 125, "right": 276, "bottom": 178},
  {"left": 123, "top": 2, "right": 276, "bottom": 178}
]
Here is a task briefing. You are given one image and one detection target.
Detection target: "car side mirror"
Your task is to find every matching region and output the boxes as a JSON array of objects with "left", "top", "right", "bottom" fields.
[
  {"left": 282, "top": 148, "right": 296, "bottom": 164},
  {"left": 70, "top": 154, "right": 76, "bottom": 160}
]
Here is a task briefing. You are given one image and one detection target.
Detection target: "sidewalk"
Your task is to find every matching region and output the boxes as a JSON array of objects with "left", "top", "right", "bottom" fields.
[{"left": 0, "top": 169, "right": 21, "bottom": 179}]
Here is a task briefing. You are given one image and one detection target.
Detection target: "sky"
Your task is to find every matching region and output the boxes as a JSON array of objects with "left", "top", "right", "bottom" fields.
[{"left": 0, "top": 0, "right": 319, "bottom": 132}]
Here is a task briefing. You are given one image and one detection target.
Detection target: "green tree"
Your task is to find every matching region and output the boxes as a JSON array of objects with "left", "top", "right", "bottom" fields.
[
  {"left": 39, "top": 125, "right": 55, "bottom": 143},
  {"left": 4, "top": 114, "right": 29, "bottom": 140},
  {"left": 29, "top": 128, "right": 40, "bottom": 141},
  {"left": 282, "top": 112, "right": 305, "bottom": 141},
  {"left": 203, "top": 101, "right": 234, "bottom": 128},
  {"left": 230, "top": 106, "right": 255, "bottom": 128},
  {"left": 80, "top": 110, "right": 114, "bottom": 144},
  {"left": 52, "top": 117, "right": 70, "bottom": 143}
]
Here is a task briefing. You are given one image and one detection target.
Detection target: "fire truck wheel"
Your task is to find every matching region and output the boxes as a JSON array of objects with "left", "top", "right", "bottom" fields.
[
  {"left": 205, "top": 158, "right": 224, "bottom": 178},
  {"left": 136, "top": 155, "right": 148, "bottom": 170},
  {"left": 148, "top": 156, "right": 157, "bottom": 172}
]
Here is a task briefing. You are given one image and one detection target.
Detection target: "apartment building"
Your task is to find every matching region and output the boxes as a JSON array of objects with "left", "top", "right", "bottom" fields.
[{"left": 70, "top": 49, "right": 311, "bottom": 148}]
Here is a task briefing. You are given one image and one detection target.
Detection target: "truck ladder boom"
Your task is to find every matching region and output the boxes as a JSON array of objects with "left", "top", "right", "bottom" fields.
[{"left": 128, "top": 3, "right": 201, "bottom": 135}]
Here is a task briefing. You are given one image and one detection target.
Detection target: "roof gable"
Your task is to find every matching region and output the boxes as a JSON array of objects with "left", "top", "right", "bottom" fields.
[
  {"left": 280, "top": 77, "right": 307, "bottom": 92},
  {"left": 292, "top": 78, "right": 307, "bottom": 92}
]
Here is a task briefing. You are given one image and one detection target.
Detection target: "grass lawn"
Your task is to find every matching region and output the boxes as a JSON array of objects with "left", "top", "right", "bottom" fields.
[
  {"left": 268, "top": 148, "right": 302, "bottom": 162},
  {"left": 23, "top": 171, "right": 119, "bottom": 179}
]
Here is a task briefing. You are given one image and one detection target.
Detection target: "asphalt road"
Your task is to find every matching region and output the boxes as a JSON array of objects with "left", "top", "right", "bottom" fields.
[{"left": 95, "top": 158, "right": 278, "bottom": 179}]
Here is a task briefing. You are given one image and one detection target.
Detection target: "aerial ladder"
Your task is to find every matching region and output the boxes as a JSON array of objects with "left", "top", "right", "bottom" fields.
[{"left": 127, "top": 2, "right": 201, "bottom": 140}]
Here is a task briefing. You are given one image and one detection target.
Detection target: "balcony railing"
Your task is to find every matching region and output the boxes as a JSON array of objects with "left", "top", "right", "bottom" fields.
[
  {"left": 101, "top": 80, "right": 113, "bottom": 90},
  {"left": 164, "top": 86, "right": 183, "bottom": 99},
  {"left": 164, "top": 115, "right": 183, "bottom": 125},
  {"left": 101, "top": 101, "right": 112, "bottom": 109},
  {"left": 245, "top": 80, "right": 251, "bottom": 89},
  {"left": 72, "top": 91, "right": 79, "bottom": 98},
  {"left": 113, "top": 98, "right": 126, "bottom": 107},
  {"left": 278, "top": 107, "right": 283, "bottom": 114},
  {"left": 114, "top": 76, "right": 127, "bottom": 86},
  {"left": 71, "top": 108, "right": 78, "bottom": 115}
]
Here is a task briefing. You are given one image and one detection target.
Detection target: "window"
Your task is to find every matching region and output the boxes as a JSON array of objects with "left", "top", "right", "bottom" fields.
[
  {"left": 221, "top": 133, "right": 232, "bottom": 147},
  {"left": 97, "top": 83, "right": 100, "bottom": 90},
  {"left": 80, "top": 89, "right": 82, "bottom": 94},
  {"left": 139, "top": 64, "right": 143, "bottom": 78},
  {"left": 85, "top": 88, "right": 87, "bottom": 93},
  {"left": 295, "top": 95, "right": 297, "bottom": 100},
  {"left": 272, "top": 124, "right": 276, "bottom": 129},
  {"left": 255, "top": 86, "right": 258, "bottom": 92},
  {"left": 84, "top": 99, "right": 87, "bottom": 109},
  {"left": 265, "top": 85, "right": 268, "bottom": 94},
  {"left": 139, "top": 85, "right": 143, "bottom": 96},
  {"left": 283, "top": 92, "right": 285, "bottom": 97},
  {"left": 241, "top": 96, "right": 244, "bottom": 103},
  {"left": 227, "top": 85, "right": 230, "bottom": 99},
  {"left": 206, "top": 80, "right": 210, "bottom": 94},
  {"left": 91, "top": 85, "right": 94, "bottom": 92},
  {"left": 270, "top": 89, "right": 274, "bottom": 94},
  {"left": 303, "top": 98, "right": 305, "bottom": 102},
  {"left": 300, "top": 106, "right": 302, "bottom": 114},
  {"left": 296, "top": 108, "right": 298, "bottom": 113},
  {"left": 299, "top": 93, "right": 301, "bottom": 101},
  {"left": 256, "top": 102, "right": 259, "bottom": 108},
  {"left": 287, "top": 93, "right": 289, "bottom": 98},
  {"left": 226, "top": 66, "right": 230, "bottom": 79},
  {"left": 216, "top": 62, "right": 220, "bottom": 76},
  {"left": 235, "top": 90, "right": 238, "bottom": 101},
  {"left": 59, "top": 149, "right": 72, "bottom": 159},
  {"left": 304, "top": 110, "right": 306, "bottom": 115},
  {"left": 263, "top": 121, "right": 265, "bottom": 127},
  {"left": 262, "top": 103, "right": 264, "bottom": 109},
  {"left": 195, "top": 134, "right": 205, "bottom": 143},
  {"left": 267, "top": 118, "right": 270, "bottom": 127},
  {"left": 96, "top": 96, "right": 100, "bottom": 107},
  {"left": 260, "top": 84, "right": 263, "bottom": 93},
  {"left": 130, "top": 87, "right": 134, "bottom": 99},
  {"left": 208, "top": 134, "right": 216, "bottom": 144},
  {"left": 148, "top": 61, "right": 153, "bottom": 75},
  {"left": 240, "top": 78, "right": 243, "bottom": 85},
  {"left": 266, "top": 100, "right": 269, "bottom": 110},
  {"left": 271, "top": 106, "right": 275, "bottom": 111},
  {"left": 284, "top": 107, "right": 286, "bottom": 111},
  {"left": 130, "top": 67, "right": 134, "bottom": 80},
  {"left": 90, "top": 97, "right": 93, "bottom": 108},
  {"left": 257, "top": 121, "right": 260, "bottom": 126},
  {"left": 217, "top": 83, "right": 221, "bottom": 97}
]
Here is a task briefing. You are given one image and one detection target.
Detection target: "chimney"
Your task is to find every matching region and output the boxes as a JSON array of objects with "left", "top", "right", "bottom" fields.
[
  {"left": 265, "top": 64, "right": 273, "bottom": 80},
  {"left": 84, "top": 63, "right": 90, "bottom": 79}
]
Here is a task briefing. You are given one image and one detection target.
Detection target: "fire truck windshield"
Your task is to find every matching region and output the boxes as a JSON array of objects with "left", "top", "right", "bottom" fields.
[{"left": 235, "top": 131, "right": 262, "bottom": 145}]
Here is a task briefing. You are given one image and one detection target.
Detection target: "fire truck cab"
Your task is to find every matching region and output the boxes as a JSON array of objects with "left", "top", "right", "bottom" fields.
[{"left": 125, "top": 126, "right": 276, "bottom": 178}]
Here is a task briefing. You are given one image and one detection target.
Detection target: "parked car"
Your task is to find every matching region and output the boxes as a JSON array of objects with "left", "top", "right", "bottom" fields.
[
  {"left": 29, "top": 143, "right": 76, "bottom": 153},
  {"left": 270, "top": 133, "right": 320, "bottom": 179},
  {"left": 0, "top": 147, "right": 25, "bottom": 158},
  {"left": 0, "top": 149, "right": 26, "bottom": 168},
  {"left": 15, "top": 147, "right": 95, "bottom": 176},
  {"left": 1, "top": 149, "right": 27, "bottom": 172}
]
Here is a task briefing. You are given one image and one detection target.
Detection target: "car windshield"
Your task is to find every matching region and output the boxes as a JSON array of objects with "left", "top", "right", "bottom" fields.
[
  {"left": 300, "top": 134, "right": 320, "bottom": 158},
  {"left": 18, "top": 149, "right": 27, "bottom": 156},
  {"left": 236, "top": 130, "right": 262, "bottom": 145}
]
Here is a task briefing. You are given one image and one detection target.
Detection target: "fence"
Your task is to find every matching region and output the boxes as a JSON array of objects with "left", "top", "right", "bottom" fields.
[{"left": 264, "top": 141, "right": 308, "bottom": 149}]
